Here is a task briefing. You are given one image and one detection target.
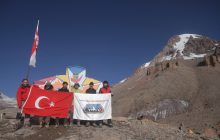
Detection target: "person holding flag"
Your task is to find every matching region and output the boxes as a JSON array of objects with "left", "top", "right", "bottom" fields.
[
  {"left": 38, "top": 82, "right": 53, "bottom": 128},
  {"left": 15, "top": 20, "right": 39, "bottom": 128},
  {"left": 55, "top": 82, "right": 70, "bottom": 128},
  {"left": 70, "top": 83, "right": 82, "bottom": 127},
  {"left": 16, "top": 79, "right": 31, "bottom": 127},
  {"left": 85, "top": 82, "right": 98, "bottom": 127},
  {"left": 99, "top": 81, "right": 113, "bottom": 127}
]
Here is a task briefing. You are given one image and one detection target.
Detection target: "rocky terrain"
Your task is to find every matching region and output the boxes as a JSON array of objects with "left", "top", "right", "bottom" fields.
[
  {"left": 1, "top": 34, "right": 220, "bottom": 140},
  {"left": 112, "top": 34, "right": 220, "bottom": 139},
  {"left": 0, "top": 117, "right": 211, "bottom": 140}
]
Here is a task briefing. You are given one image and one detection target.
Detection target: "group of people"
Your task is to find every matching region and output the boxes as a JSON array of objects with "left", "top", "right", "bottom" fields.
[{"left": 16, "top": 78, "right": 113, "bottom": 128}]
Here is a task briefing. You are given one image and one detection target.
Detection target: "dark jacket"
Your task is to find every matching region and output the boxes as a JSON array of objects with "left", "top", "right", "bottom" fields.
[
  {"left": 58, "top": 87, "right": 69, "bottom": 92},
  {"left": 44, "top": 84, "right": 54, "bottom": 90},
  {"left": 86, "top": 88, "right": 96, "bottom": 94}
]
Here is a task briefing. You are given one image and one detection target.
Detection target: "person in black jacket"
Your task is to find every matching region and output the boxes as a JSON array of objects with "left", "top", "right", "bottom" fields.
[
  {"left": 58, "top": 82, "right": 69, "bottom": 92},
  {"left": 55, "top": 82, "right": 70, "bottom": 128},
  {"left": 85, "top": 82, "right": 98, "bottom": 127},
  {"left": 85, "top": 82, "right": 96, "bottom": 94}
]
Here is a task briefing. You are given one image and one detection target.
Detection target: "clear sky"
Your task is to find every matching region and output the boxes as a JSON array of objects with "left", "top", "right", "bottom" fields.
[{"left": 0, "top": 0, "right": 220, "bottom": 97}]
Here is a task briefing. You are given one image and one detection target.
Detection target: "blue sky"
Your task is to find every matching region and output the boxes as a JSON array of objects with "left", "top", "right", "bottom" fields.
[{"left": 0, "top": 0, "right": 220, "bottom": 97}]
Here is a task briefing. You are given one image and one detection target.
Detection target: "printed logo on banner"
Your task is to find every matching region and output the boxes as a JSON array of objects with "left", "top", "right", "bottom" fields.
[{"left": 83, "top": 104, "right": 104, "bottom": 113}]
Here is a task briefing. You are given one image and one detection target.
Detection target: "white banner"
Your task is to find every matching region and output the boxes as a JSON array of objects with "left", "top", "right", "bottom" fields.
[{"left": 73, "top": 93, "right": 112, "bottom": 120}]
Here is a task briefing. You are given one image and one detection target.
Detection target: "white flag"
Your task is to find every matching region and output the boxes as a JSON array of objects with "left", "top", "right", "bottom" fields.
[
  {"left": 29, "top": 20, "right": 39, "bottom": 67},
  {"left": 73, "top": 93, "right": 112, "bottom": 120}
]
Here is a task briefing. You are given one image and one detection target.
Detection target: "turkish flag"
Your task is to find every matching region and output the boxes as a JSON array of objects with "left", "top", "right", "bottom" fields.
[{"left": 22, "top": 86, "right": 73, "bottom": 118}]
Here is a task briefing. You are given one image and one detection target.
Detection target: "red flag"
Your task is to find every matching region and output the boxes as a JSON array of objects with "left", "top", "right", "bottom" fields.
[
  {"left": 29, "top": 20, "right": 39, "bottom": 67},
  {"left": 22, "top": 86, "right": 73, "bottom": 118}
]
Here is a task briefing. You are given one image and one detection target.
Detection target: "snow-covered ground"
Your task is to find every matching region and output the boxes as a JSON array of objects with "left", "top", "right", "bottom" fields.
[{"left": 173, "top": 34, "right": 200, "bottom": 57}]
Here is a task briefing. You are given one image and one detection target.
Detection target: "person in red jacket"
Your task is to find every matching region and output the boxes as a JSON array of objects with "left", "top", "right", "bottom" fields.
[
  {"left": 99, "top": 81, "right": 113, "bottom": 127},
  {"left": 16, "top": 78, "right": 31, "bottom": 127}
]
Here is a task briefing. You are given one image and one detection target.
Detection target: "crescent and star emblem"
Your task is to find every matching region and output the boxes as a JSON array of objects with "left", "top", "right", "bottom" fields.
[{"left": 34, "top": 96, "right": 55, "bottom": 109}]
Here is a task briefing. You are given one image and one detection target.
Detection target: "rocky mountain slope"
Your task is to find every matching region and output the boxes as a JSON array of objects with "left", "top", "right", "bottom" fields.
[{"left": 112, "top": 34, "right": 220, "bottom": 136}]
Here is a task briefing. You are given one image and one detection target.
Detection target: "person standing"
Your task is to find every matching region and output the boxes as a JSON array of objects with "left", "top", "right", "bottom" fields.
[
  {"left": 70, "top": 83, "right": 82, "bottom": 127},
  {"left": 55, "top": 82, "right": 70, "bottom": 128},
  {"left": 99, "top": 81, "right": 113, "bottom": 127},
  {"left": 85, "top": 82, "right": 97, "bottom": 127},
  {"left": 70, "top": 83, "right": 82, "bottom": 93},
  {"left": 85, "top": 82, "right": 96, "bottom": 94},
  {"left": 38, "top": 82, "right": 53, "bottom": 128},
  {"left": 16, "top": 79, "right": 31, "bottom": 127}
]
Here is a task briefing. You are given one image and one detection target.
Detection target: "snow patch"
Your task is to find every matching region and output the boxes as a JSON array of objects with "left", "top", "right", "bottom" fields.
[
  {"left": 161, "top": 55, "right": 173, "bottom": 61},
  {"left": 141, "top": 61, "right": 151, "bottom": 69},
  {"left": 144, "top": 62, "right": 151, "bottom": 67},
  {"left": 119, "top": 78, "right": 127, "bottom": 84},
  {"left": 160, "top": 34, "right": 204, "bottom": 61},
  {"left": 183, "top": 53, "right": 206, "bottom": 60},
  {"left": 173, "top": 34, "right": 200, "bottom": 57}
]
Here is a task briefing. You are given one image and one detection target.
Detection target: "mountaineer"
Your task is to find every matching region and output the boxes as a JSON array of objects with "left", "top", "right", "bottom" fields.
[
  {"left": 38, "top": 82, "right": 53, "bottom": 128},
  {"left": 55, "top": 81, "right": 70, "bottom": 128},
  {"left": 99, "top": 81, "right": 113, "bottom": 127},
  {"left": 85, "top": 82, "right": 98, "bottom": 127},
  {"left": 70, "top": 83, "right": 82, "bottom": 127},
  {"left": 16, "top": 78, "right": 31, "bottom": 127}
]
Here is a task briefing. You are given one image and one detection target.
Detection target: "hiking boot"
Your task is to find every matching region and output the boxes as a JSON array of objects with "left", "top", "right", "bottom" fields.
[
  {"left": 77, "top": 121, "right": 81, "bottom": 127},
  {"left": 23, "top": 124, "right": 29, "bottom": 128},
  {"left": 98, "top": 123, "right": 102, "bottom": 128},
  {"left": 45, "top": 123, "right": 49, "bottom": 128},
  {"left": 24, "top": 121, "right": 30, "bottom": 128},
  {"left": 39, "top": 122, "right": 43, "bottom": 128},
  {"left": 92, "top": 122, "right": 97, "bottom": 127},
  {"left": 86, "top": 122, "right": 90, "bottom": 127},
  {"left": 55, "top": 124, "right": 59, "bottom": 128},
  {"left": 69, "top": 123, "right": 73, "bottom": 128},
  {"left": 64, "top": 123, "right": 68, "bottom": 128},
  {"left": 108, "top": 123, "right": 113, "bottom": 128},
  {"left": 107, "top": 119, "right": 113, "bottom": 127}
]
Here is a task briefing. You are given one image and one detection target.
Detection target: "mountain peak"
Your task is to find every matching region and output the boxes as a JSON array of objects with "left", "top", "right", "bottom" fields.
[
  {"left": 141, "top": 34, "right": 220, "bottom": 69},
  {"left": 0, "top": 92, "right": 16, "bottom": 109}
]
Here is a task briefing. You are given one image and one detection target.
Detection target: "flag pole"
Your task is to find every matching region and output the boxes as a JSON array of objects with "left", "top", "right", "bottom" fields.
[{"left": 25, "top": 66, "right": 31, "bottom": 79}]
